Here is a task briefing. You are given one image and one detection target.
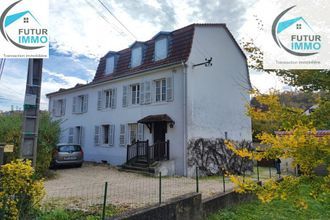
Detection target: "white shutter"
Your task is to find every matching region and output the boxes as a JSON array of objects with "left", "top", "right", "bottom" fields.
[
  {"left": 140, "top": 82, "right": 145, "bottom": 105},
  {"left": 61, "top": 99, "right": 66, "bottom": 116},
  {"left": 127, "top": 85, "right": 132, "bottom": 106},
  {"left": 151, "top": 81, "right": 156, "bottom": 103},
  {"left": 109, "top": 124, "right": 115, "bottom": 146},
  {"left": 80, "top": 126, "right": 84, "bottom": 146},
  {"left": 97, "top": 91, "right": 103, "bottom": 110},
  {"left": 137, "top": 123, "right": 144, "bottom": 141},
  {"left": 122, "top": 86, "right": 128, "bottom": 107},
  {"left": 144, "top": 81, "right": 151, "bottom": 104},
  {"left": 166, "top": 76, "right": 173, "bottom": 101},
  {"left": 83, "top": 95, "right": 88, "bottom": 113},
  {"left": 119, "top": 124, "right": 126, "bottom": 146},
  {"left": 68, "top": 127, "right": 74, "bottom": 143},
  {"left": 111, "top": 88, "right": 117, "bottom": 109},
  {"left": 52, "top": 100, "right": 56, "bottom": 116},
  {"left": 72, "top": 97, "right": 77, "bottom": 113},
  {"left": 94, "top": 126, "right": 100, "bottom": 146}
]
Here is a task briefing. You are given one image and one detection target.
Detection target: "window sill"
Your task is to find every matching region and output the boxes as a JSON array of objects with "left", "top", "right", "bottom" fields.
[{"left": 95, "top": 144, "right": 113, "bottom": 148}]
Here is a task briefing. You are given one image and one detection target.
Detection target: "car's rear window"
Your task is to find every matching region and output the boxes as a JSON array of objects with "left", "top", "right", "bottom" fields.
[{"left": 58, "top": 145, "right": 81, "bottom": 152}]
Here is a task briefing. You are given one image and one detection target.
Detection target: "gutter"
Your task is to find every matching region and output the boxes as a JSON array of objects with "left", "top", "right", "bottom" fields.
[
  {"left": 182, "top": 61, "right": 188, "bottom": 176},
  {"left": 46, "top": 62, "right": 183, "bottom": 97}
]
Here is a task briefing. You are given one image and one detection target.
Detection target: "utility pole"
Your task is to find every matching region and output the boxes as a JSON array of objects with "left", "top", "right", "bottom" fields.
[{"left": 20, "top": 59, "right": 43, "bottom": 167}]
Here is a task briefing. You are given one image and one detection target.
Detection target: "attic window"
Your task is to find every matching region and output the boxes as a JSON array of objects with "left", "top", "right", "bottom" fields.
[
  {"left": 155, "top": 38, "right": 168, "bottom": 61},
  {"left": 131, "top": 46, "right": 142, "bottom": 67},
  {"left": 105, "top": 56, "right": 115, "bottom": 75}
]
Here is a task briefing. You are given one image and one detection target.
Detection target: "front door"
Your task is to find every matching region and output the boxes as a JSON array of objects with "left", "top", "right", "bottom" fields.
[{"left": 153, "top": 122, "right": 166, "bottom": 159}]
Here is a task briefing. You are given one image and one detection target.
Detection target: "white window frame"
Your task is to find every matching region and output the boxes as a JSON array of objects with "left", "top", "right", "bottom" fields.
[
  {"left": 105, "top": 56, "right": 115, "bottom": 75},
  {"left": 131, "top": 84, "right": 140, "bottom": 105},
  {"left": 119, "top": 124, "right": 127, "bottom": 146},
  {"left": 73, "top": 94, "right": 88, "bottom": 114},
  {"left": 155, "top": 79, "right": 167, "bottom": 102},
  {"left": 128, "top": 123, "right": 138, "bottom": 144},
  {"left": 155, "top": 37, "right": 168, "bottom": 61},
  {"left": 131, "top": 46, "right": 142, "bottom": 67},
  {"left": 53, "top": 99, "right": 66, "bottom": 117}
]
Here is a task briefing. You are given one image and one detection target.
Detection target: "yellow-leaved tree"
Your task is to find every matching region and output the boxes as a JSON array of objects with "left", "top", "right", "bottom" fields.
[
  {"left": 226, "top": 90, "right": 330, "bottom": 209},
  {"left": 0, "top": 160, "right": 45, "bottom": 220}
]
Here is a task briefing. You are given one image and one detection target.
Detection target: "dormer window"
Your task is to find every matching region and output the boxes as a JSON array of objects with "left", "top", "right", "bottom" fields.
[
  {"left": 105, "top": 56, "right": 115, "bottom": 75},
  {"left": 155, "top": 37, "right": 168, "bottom": 61},
  {"left": 131, "top": 46, "right": 142, "bottom": 67}
]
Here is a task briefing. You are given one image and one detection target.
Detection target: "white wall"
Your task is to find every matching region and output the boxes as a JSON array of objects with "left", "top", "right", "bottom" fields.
[
  {"left": 49, "top": 66, "right": 186, "bottom": 175},
  {"left": 186, "top": 26, "right": 252, "bottom": 142}
]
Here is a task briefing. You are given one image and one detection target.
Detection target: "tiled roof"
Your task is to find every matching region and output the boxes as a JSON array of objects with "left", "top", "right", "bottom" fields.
[
  {"left": 92, "top": 23, "right": 199, "bottom": 83},
  {"left": 46, "top": 23, "right": 236, "bottom": 97}
]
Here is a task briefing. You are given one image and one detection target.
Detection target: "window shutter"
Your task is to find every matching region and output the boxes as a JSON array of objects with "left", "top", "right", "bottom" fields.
[
  {"left": 61, "top": 99, "right": 66, "bottom": 116},
  {"left": 119, "top": 124, "right": 126, "bottom": 146},
  {"left": 109, "top": 124, "right": 115, "bottom": 146},
  {"left": 83, "top": 95, "right": 88, "bottom": 113},
  {"left": 122, "top": 86, "right": 128, "bottom": 107},
  {"left": 72, "top": 97, "right": 77, "bottom": 113},
  {"left": 140, "top": 82, "right": 145, "bottom": 105},
  {"left": 151, "top": 81, "right": 156, "bottom": 103},
  {"left": 97, "top": 91, "right": 103, "bottom": 110},
  {"left": 137, "top": 123, "right": 144, "bottom": 141},
  {"left": 52, "top": 100, "right": 56, "bottom": 116},
  {"left": 111, "top": 88, "right": 117, "bottom": 109},
  {"left": 68, "top": 127, "right": 74, "bottom": 144},
  {"left": 128, "top": 85, "right": 132, "bottom": 106},
  {"left": 144, "top": 81, "right": 151, "bottom": 104},
  {"left": 166, "top": 76, "right": 174, "bottom": 101},
  {"left": 94, "top": 126, "right": 100, "bottom": 146},
  {"left": 80, "top": 126, "right": 84, "bottom": 146}
]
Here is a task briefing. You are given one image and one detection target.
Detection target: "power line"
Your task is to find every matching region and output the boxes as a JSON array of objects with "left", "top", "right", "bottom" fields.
[
  {"left": 96, "top": 0, "right": 137, "bottom": 40},
  {"left": 83, "top": 0, "right": 126, "bottom": 37}
]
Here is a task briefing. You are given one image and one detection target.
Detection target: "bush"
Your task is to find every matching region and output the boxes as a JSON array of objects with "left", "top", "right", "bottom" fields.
[
  {"left": 0, "top": 112, "right": 60, "bottom": 178},
  {"left": 0, "top": 160, "right": 45, "bottom": 220}
]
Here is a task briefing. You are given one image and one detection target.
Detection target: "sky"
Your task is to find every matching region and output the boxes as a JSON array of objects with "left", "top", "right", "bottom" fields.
[{"left": 0, "top": 0, "right": 290, "bottom": 111}]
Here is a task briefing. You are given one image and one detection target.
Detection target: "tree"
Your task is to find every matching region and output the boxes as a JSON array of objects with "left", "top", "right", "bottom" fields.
[{"left": 0, "top": 111, "right": 60, "bottom": 177}]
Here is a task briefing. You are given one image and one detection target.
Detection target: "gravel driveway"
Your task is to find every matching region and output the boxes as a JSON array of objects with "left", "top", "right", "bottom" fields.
[{"left": 44, "top": 163, "right": 234, "bottom": 209}]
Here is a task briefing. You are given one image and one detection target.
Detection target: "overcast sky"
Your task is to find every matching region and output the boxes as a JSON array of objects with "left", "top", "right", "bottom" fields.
[{"left": 0, "top": 0, "right": 289, "bottom": 111}]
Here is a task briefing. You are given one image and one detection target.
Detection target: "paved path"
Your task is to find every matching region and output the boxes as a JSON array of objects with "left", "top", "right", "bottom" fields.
[{"left": 44, "top": 163, "right": 234, "bottom": 209}]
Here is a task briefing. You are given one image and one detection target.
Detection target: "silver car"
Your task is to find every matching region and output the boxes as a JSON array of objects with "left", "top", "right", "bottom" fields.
[{"left": 51, "top": 144, "right": 84, "bottom": 168}]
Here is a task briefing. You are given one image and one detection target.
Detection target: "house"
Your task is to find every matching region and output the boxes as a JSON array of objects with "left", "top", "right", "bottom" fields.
[{"left": 46, "top": 23, "right": 252, "bottom": 176}]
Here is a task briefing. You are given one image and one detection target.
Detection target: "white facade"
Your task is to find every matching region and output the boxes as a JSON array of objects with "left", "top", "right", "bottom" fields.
[{"left": 47, "top": 24, "right": 252, "bottom": 176}]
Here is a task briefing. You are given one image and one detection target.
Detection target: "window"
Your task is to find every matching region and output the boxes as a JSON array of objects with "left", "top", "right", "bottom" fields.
[
  {"left": 155, "top": 38, "right": 168, "bottom": 61},
  {"left": 131, "top": 46, "right": 142, "bottom": 67},
  {"left": 52, "top": 99, "right": 66, "bottom": 117},
  {"left": 155, "top": 79, "right": 166, "bottom": 102},
  {"left": 131, "top": 84, "right": 140, "bottom": 105},
  {"left": 94, "top": 124, "right": 115, "bottom": 146},
  {"left": 98, "top": 88, "right": 117, "bottom": 110},
  {"left": 119, "top": 124, "right": 126, "bottom": 146},
  {"left": 68, "top": 126, "right": 84, "bottom": 145},
  {"left": 129, "top": 124, "right": 138, "bottom": 144},
  {"left": 73, "top": 94, "right": 88, "bottom": 114},
  {"left": 105, "top": 56, "right": 115, "bottom": 75}
]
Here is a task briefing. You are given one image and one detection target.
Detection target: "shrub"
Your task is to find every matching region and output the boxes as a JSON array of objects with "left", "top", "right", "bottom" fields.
[
  {"left": 0, "top": 112, "right": 60, "bottom": 178},
  {"left": 0, "top": 159, "right": 45, "bottom": 220}
]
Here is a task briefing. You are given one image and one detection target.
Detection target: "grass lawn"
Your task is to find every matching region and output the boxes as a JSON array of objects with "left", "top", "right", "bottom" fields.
[{"left": 208, "top": 177, "right": 330, "bottom": 220}]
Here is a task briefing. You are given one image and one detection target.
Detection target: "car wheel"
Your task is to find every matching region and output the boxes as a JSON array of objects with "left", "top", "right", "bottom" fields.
[{"left": 77, "top": 163, "right": 83, "bottom": 168}]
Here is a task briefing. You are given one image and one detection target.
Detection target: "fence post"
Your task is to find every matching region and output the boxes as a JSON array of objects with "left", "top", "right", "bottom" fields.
[
  {"left": 136, "top": 140, "right": 139, "bottom": 159},
  {"left": 167, "top": 140, "right": 170, "bottom": 160},
  {"left": 257, "top": 161, "right": 260, "bottom": 182},
  {"left": 126, "top": 145, "right": 129, "bottom": 162},
  {"left": 222, "top": 171, "right": 226, "bottom": 193},
  {"left": 269, "top": 166, "right": 272, "bottom": 178},
  {"left": 196, "top": 167, "right": 199, "bottom": 193},
  {"left": 102, "top": 182, "right": 108, "bottom": 220},
  {"left": 159, "top": 172, "right": 162, "bottom": 204}
]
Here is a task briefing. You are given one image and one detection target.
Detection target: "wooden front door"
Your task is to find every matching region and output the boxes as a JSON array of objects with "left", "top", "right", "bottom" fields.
[{"left": 153, "top": 122, "right": 166, "bottom": 159}]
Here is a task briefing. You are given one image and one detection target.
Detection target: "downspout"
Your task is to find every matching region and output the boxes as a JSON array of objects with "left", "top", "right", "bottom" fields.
[{"left": 182, "top": 61, "right": 188, "bottom": 176}]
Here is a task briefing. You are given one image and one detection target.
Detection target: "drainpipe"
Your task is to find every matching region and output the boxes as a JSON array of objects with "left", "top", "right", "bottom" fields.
[{"left": 182, "top": 61, "right": 188, "bottom": 176}]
